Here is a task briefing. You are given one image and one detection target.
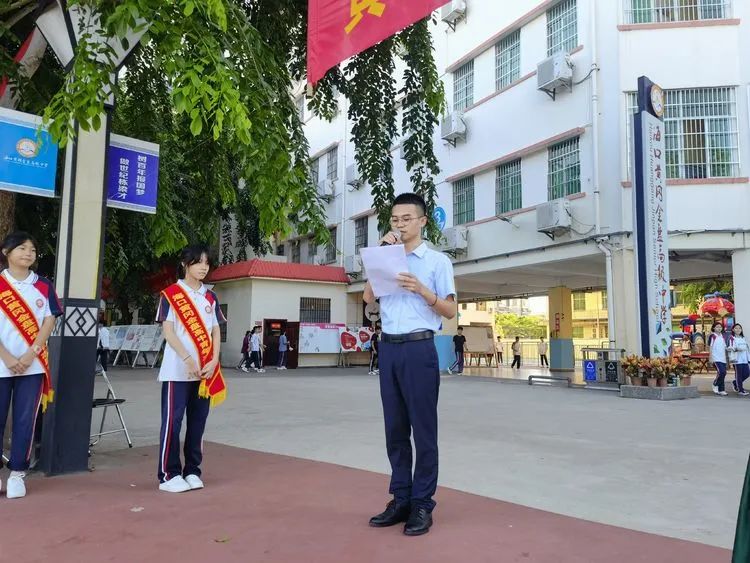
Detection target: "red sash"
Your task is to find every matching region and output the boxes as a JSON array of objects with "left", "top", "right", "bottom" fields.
[
  {"left": 161, "top": 283, "right": 226, "bottom": 407},
  {"left": 0, "top": 275, "right": 54, "bottom": 411}
]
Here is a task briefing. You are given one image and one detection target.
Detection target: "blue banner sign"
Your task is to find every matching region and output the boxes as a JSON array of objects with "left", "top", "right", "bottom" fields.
[
  {"left": 106, "top": 134, "right": 160, "bottom": 214},
  {"left": 0, "top": 107, "right": 58, "bottom": 197}
]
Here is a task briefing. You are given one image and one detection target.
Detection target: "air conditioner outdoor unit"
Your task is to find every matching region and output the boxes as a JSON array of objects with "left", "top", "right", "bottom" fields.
[
  {"left": 345, "top": 164, "right": 363, "bottom": 189},
  {"left": 536, "top": 199, "right": 571, "bottom": 235},
  {"left": 537, "top": 52, "right": 573, "bottom": 97},
  {"left": 317, "top": 179, "right": 335, "bottom": 199},
  {"left": 344, "top": 255, "right": 362, "bottom": 275},
  {"left": 441, "top": 0, "right": 467, "bottom": 25},
  {"left": 441, "top": 112, "right": 466, "bottom": 144},
  {"left": 440, "top": 226, "right": 468, "bottom": 253}
]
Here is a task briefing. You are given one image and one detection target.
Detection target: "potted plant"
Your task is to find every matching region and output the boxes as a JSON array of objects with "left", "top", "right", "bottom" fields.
[
  {"left": 652, "top": 357, "right": 669, "bottom": 387},
  {"left": 622, "top": 355, "right": 643, "bottom": 386},
  {"left": 675, "top": 357, "right": 698, "bottom": 386},
  {"left": 640, "top": 357, "right": 658, "bottom": 387}
]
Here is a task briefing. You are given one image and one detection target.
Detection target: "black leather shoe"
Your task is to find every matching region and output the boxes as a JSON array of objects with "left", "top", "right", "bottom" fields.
[
  {"left": 404, "top": 507, "right": 432, "bottom": 536},
  {"left": 369, "top": 500, "right": 411, "bottom": 527}
]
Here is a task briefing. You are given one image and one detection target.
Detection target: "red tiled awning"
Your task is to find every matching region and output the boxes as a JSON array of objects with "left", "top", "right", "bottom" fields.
[{"left": 208, "top": 259, "right": 349, "bottom": 284}]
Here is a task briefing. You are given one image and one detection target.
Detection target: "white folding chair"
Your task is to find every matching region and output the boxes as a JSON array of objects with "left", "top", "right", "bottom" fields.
[{"left": 90, "top": 365, "right": 133, "bottom": 448}]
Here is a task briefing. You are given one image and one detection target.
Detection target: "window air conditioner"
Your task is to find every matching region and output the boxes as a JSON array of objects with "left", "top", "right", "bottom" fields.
[
  {"left": 536, "top": 199, "right": 571, "bottom": 236},
  {"left": 344, "top": 255, "right": 362, "bottom": 275},
  {"left": 441, "top": 0, "right": 467, "bottom": 25},
  {"left": 441, "top": 112, "right": 467, "bottom": 144},
  {"left": 317, "top": 179, "right": 335, "bottom": 199},
  {"left": 439, "top": 226, "right": 468, "bottom": 253},
  {"left": 345, "top": 164, "right": 363, "bottom": 189},
  {"left": 537, "top": 52, "right": 573, "bottom": 97}
]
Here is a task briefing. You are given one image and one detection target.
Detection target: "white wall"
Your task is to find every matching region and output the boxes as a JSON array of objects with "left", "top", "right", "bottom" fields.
[{"left": 289, "top": 0, "right": 750, "bottom": 299}]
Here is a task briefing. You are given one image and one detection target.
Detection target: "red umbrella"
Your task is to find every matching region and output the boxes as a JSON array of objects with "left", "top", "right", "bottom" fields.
[{"left": 700, "top": 296, "right": 735, "bottom": 317}]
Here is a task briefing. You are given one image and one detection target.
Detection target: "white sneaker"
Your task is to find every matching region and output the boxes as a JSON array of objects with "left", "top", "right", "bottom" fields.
[
  {"left": 447, "top": 368, "right": 453, "bottom": 375},
  {"left": 241, "top": 367, "right": 249, "bottom": 373},
  {"left": 712, "top": 384, "right": 719, "bottom": 394},
  {"left": 258, "top": 369, "right": 266, "bottom": 373},
  {"left": 281, "top": 366, "right": 287, "bottom": 370},
  {"left": 184, "top": 474, "right": 204, "bottom": 490},
  {"left": 719, "top": 391, "right": 728, "bottom": 396},
  {"left": 159, "top": 475, "right": 191, "bottom": 493},
  {"left": 6, "top": 472, "right": 26, "bottom": 499}
]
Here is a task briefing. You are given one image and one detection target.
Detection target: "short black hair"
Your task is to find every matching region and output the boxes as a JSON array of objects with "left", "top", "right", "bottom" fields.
[
  {"left": 1, "top": 231, "right": 38, "bottom": 268},
  {"left": 457, "top": 327, "right": 463, "bottom": 331},
  {"left": 177, "top": 244, "right": 211, "bottom": 279},
  {"left": 392, "top": 193, "right": 427, "bottom": 217}
]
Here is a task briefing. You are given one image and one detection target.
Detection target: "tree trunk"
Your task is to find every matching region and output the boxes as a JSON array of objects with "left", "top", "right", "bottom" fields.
[
  {"left": 1, "top": 29, "right": 50, "bottom": 240},
  {"left": 0, "top": 192, "right": 15, "bottom": 239}
]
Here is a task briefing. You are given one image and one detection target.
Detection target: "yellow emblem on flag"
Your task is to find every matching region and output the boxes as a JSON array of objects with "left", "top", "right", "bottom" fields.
[{"left": 345, "top": 0, "right": 386, "bottom": 34}]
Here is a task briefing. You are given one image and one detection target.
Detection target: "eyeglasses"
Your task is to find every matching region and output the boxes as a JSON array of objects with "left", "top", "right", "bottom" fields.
[{"left": 389, "top": 215, "right": 425, "bottom": 227}]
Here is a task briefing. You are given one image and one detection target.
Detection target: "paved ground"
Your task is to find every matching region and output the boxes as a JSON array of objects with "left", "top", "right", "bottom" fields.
[
  {"left": 75, "top": 365, "right": 747, "bottom": 551},
  {"left": 4, "top": 443, "right": 729, "bottom": 563}
]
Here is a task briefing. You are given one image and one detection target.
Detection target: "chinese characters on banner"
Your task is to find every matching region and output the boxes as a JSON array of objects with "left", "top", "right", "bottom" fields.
[
  {"left": 639, "top": 111, "right": 672, "bottom": 357},
  {"left": 307, "top": 0, "right": 450, "bottom": 84},
  {"left": 0, "top": 107, "right": 58, "bottom": 197},
  {"left": 106, "top": 134, "right": 160, "bottom": 214}
]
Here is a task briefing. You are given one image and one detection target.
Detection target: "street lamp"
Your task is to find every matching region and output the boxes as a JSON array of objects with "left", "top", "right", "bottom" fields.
[{"left": 35, "top": 0, "right": 146, "bottom": 475}]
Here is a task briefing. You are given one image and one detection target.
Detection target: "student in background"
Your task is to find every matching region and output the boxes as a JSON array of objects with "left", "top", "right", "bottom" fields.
[
  {"left": 511, "top": 336, "right": 522, "bottom": 368},
  {"left": 709, "top": 321, "right": 729, "bottom": 396},
  {"left": 448, "top": 327, "right": 467, "bottom": 374},
  {"left": 680, "top": 333, "right": 693, "bottom": 357},
  {"left": 369, "top": 326, "right": 381, "bottom": 376},
  {"left": 277, "top": 330, "right": 290, "bottom": 370},
  {"left": 238, "top": 330, "right": 251, "bottom": 372},
  {"left": 97, "top": 320, "right": 111, "bottom": 370},
  {"left": 538, "top": 336, "right": 549, "bottom": 367},
  {"left": 495, "top": 336, "right": 504, "bottom": 365},
  {"left": 249, "top": 326, "right": 265, "bottom": 373},
  {"left": 729, "top": 323, "right": 749, "bottom": 396}
]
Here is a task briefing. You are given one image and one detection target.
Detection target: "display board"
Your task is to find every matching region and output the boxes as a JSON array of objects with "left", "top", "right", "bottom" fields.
[
  {"left": 300, "top": 323, "right": 346, "bottom": 354},
  {"left": 340, "top": 327, "right": 375, "bottom": 353},
  {"left": 462, "top": 326, "right": 495, "bottom": 353},
  {"left": 112, "top": 325, "right": 164, "bottom": 352}
]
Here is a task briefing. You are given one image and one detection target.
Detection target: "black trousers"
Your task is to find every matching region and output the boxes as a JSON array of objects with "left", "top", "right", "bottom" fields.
[
  {"left": 511, "top": 355, "right": 521, "bottom": 368},
  {"left": 379, "top": 338, "right": 440, "bottom": 511},
  {"left": 540, "top": 354, "right": 549, "bottom": 367}
]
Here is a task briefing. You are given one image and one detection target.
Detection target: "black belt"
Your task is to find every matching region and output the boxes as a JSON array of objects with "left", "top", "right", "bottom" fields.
[{"left": 381, "top": 330, "right": 434, "bottom": 344}]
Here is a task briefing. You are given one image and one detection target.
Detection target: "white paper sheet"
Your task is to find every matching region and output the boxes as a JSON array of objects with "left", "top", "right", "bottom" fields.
[{"left": 359, "top": 244, "right": 410, "bottom": 298}]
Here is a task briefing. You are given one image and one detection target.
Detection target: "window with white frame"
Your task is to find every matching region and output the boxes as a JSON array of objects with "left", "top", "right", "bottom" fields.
[
  {"left": 547, "top": 0, "right": 578, "bottom": 56},
  {"left": 354, "top": 217, "right": 368, "bottom": 252},
  {"left": 453, "top": 60, "right": 474, "bottom": 112},
  {"left": 625, "top": 0, "right": 731, "bottom": 24},
  {"left": 547, "top": 137, "right": 581, "bottom": 200},
  {"left": 573, "top": 292, "right": 586, "bottom": 311},
  {"left": 496, "top": 159, "right": 522, "bottom": 214},
  {"left": 326, "top": 146, "right": 338, "bottom": 180},
  {"left": 626, "top": 87, "right": 739, "bottom": 179},
  {"left": 325, "top": 227, "right": 337, "bottom": 263},
  {"left": 453, "top": 176, "right": 475, "bottom": 225},
  {"left": 495, "top": 30, "right": 520, "bottom": 91},
  {"left": 311, "top": 157, "right": 320, "bottom": 185}
]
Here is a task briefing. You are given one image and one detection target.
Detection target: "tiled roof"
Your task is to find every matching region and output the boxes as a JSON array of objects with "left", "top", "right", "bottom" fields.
[{"left": 208, "top": 259, "right": 349, "bottom": 284}]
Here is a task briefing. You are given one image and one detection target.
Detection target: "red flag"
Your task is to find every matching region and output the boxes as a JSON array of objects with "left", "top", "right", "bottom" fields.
[{"left": 308, "top": 0, "right": 450, "bottom": 84}]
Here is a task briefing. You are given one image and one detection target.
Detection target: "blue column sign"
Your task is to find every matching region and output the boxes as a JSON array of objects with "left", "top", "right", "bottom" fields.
[
  {"left": 433, "top": 206, "right": 446, "bottom": 231},
  {"left": 106, "top": 134, "right": 160, "bottom": 214},
  {"left": 0, "top": 107, "right": 58, "bottom": 197},
  {"left": 584, "top": 360, "right": 597, "bottom": 382}
]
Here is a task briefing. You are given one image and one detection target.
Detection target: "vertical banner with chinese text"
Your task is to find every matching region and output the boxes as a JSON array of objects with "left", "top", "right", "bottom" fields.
[
  {"left": 633, "top": 76, "right": 671, "bottom": 357},
  {"left": 307, "top": 0, "right": 450, "bottom": 84},
  {"left": 106, "top": 134, "right": 160, "bottom": 214}
]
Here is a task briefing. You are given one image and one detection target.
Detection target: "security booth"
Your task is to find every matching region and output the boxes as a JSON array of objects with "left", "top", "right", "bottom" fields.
[{"left": 581, "top": 348, "right": 626, "bottom": 388}]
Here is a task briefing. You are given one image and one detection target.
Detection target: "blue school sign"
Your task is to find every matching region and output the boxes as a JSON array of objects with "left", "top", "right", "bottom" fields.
[
  {"left": 433, "top": 207, "right": 447, "bottom": 231},
  {"left": 106, "top": 134, "right": 160, "bottom": 214},
  {"left": 0, "top": 108, "right": 58, "bottom": 197}
]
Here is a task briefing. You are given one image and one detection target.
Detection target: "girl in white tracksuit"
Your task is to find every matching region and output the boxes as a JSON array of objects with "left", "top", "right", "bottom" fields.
[
  {"left": 729, "top": 323, "right": 749, "bottom": 396},
  {"left": 709, "top": 322, "right": 729, "bottom": 396}
]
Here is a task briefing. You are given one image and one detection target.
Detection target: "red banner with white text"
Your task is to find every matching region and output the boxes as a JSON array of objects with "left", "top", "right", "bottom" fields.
[{"left": 307, "top": 0, "right": 450, "bottom": 84}]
